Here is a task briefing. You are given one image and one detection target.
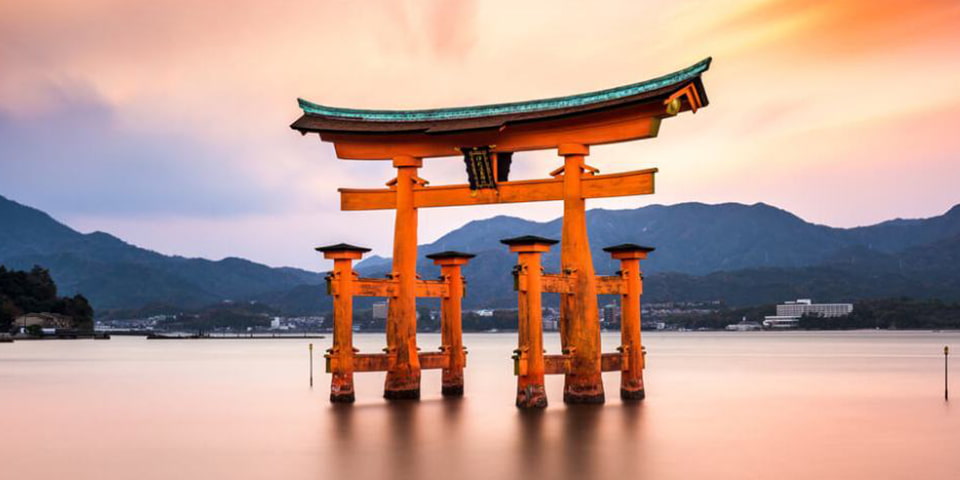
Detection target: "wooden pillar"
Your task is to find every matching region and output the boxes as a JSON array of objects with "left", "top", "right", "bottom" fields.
[
  {"left": 316, "top": 243, "right": 371, "bottom": 403},
  {"left": 502, "top": 236, "right": 556, "bottom": 409},
  {"left": 557, "top": 143, "right": 604, "bottom": 404},
  {"left": 426, "top": 251, "right": 475, "bottom": 397},
  {"left": 604, "top": 244, "right": 654, "bottom": 400},
  {"left": 385, "top": 155, "right": 423, "bottom": 400}
]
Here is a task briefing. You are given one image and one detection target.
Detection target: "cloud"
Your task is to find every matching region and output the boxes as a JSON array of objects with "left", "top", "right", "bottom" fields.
[
  {"left": 0, "top": 85, "right": 299, "bottom": 218},
  {"left": 1, "top": 0, "right": 959, "bottom": 269}
]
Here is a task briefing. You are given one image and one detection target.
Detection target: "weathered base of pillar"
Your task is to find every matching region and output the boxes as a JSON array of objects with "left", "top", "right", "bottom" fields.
[
  {"left": 330, "top": 392, "right": 356, "bottom": 403},
  {"left": 620, "top": 388, "right": 645, "bottom": 401},
  {"left": 563, "top": 381, "right": 605, "bottom": 404},
  {"left": 330, "top": 372, "right": 355, "bottom": 403},
  {"left": 442, "top": 384, "right": 464, "bottom": 397},
  {"left": 384, "top": 367, "right": 421, "bottom": 400},
  {"left": 384, "top": 388, "right": 421, "bottom": 400},
  {"left": 516, "top": 385, "right": 548, "bottom": 409}
]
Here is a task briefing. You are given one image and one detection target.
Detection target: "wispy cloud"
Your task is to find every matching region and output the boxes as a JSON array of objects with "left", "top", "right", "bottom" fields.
[{"left": 1, "top": 0, "right": 958, "bottom": 268}]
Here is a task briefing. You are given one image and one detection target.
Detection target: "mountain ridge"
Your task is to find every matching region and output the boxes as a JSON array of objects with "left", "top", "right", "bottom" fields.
[{"left": 2, "top": 193, "right": 959, "bottom": 313}]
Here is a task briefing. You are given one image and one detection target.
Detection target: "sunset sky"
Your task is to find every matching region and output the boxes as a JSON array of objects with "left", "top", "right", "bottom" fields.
[{"left": 2, "top": 0, "right": 959, "bottom": 270}]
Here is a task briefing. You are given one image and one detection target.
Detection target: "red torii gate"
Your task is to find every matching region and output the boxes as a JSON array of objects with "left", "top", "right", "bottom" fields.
[{"left": 293, "top": 58, "right": 711, "bottom": 406}]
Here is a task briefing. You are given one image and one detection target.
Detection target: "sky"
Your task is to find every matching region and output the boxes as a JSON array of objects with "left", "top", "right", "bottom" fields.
[{"left": 1, "top": 0, "right": 959, "bottom": 271}]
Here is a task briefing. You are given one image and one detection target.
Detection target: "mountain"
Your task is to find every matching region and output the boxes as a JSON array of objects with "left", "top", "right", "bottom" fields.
[
  {"left": 350, "top": 202, "right": 960, "bottom": 308},
  {"left": 3, "top": 193, "right": 960, "bottom": 313},
  {"left": 0, "top": 195, "right": 323, "bottom": 310},
  {"left": 358, "top": 202, "right": 960, "bottom": 278}
]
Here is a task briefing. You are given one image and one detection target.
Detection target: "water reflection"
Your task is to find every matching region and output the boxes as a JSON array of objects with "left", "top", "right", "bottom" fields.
[
  {"left": 3, "top": 333, "right": 959, "bottom": 480},
  {"left": 326, "top": 395, "right": 649, "bottom": 480}
]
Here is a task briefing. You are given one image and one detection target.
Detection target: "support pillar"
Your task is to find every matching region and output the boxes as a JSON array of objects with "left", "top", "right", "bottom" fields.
[
  {"left": 502, "top": 235, "right": 557, "bottom": 409},
  {"left": 385, "top": 155, "right": 423, "bottom": 400},
  {"left": 316, "top": 243, "right": 371, "bottom": 403},
  {"left": 426, "top": 251, "right": 476, "bottom": 397},
  {"left": 557, "top": 143, "right": 604, "bottom": 404},
  {"left": 604, "top": 244, "right": 655, "bottom": 401}
]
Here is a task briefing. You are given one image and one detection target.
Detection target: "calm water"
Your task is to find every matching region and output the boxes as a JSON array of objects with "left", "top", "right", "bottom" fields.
[{"left": 1, "top": 331, "right": 958, "bottom": 480}]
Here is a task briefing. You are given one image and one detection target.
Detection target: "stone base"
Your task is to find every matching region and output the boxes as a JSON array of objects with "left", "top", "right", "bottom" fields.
[
  {"left": 620, "top": 388, "right": 645, "bottom": 401},
  {"left": 516, "top": 385, "right": 548, "bottom": 409},
  {"left": 330, "top": 392, "right": 356, "bottom": 403},
  {"left": 441, "top": 385, "right": 464, "bottom": 397},
  {"left": 384, "top": 388, "right": 421, "bottom": 400}
]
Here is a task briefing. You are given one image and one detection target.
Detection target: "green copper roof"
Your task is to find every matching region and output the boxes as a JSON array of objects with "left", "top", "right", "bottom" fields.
[{"left": 298, "top": 57, "right": 711, "bottom": 123}]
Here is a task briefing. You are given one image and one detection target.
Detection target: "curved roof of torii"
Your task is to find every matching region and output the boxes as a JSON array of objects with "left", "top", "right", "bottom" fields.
[{"left": 291, "top": 57, "right": 711, "bottom": 135}]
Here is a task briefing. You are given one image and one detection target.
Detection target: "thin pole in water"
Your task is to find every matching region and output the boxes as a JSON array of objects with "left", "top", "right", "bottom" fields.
[
  {"left": 945, "top": 345, "right": 950, "bottom": 401},
  {"left": 309, "top": 343, "right": 314, "bottom": 388}
]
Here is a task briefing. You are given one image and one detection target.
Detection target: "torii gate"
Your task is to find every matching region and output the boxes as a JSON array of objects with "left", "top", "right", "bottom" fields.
[{"left": 292, "top": 57, "right": 711, "bottom": 405}]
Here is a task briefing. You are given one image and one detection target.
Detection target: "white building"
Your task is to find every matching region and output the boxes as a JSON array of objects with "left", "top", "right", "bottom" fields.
[
  {"left": 776, "top": 299, "right": 853, "bottom": 318},
  {"left": 763, "top": 299, "right": 853, "bottom": 328},
  {"left": 762, "top": 316, "right": 801, "bottom": 329},
  {"left": 372, "top": 302, "right": 388, "bottom": 320}
]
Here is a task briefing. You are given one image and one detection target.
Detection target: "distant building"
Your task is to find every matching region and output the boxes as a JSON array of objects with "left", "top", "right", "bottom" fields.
[
  {"left": 270, "top": 317, "right": 281, "bottom": 329},
  {"left": 761, "top": 316, "right": 800, "bottom": 329},
  {"left": 777, "top": 299, "right": 853, "bottom": 318},
  {"left": 14, "top": 312, "right": 73, "bottom": 329},
  {"left": 602, "top": 303, "right": 620, "bottom": 327},
  {"left": 372, "top": 302, "right": 388, "bottom": 320},
  {"left": 474, "top": 309, "right": 494, "bottom": 317},
  {"left": 726, "top": 317, "right": 762, "bottom": 331},
  {"left": 763, "top": 299, "right": 853, "bottom": 328}
]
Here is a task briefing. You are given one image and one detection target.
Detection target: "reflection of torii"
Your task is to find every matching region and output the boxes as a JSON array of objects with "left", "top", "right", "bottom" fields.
[{"left": 292, "top": 57, "right": 711, "bottom": 404}]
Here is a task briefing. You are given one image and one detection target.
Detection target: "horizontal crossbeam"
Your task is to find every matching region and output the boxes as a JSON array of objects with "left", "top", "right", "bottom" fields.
[
  {"left": 340, "top": 168, "right": 656, "bottom": 211},
  {"left": 329, "top": 278, "right": 450, "bottom": 298},
  {"left": 522, "top": 352, "right": 629, "bottom": 375},
  {"left": 522, "top": 273, "right": 623, "bottom": 295},
  {"left": 327, "top": 351, "right": 452, "bottom": 373}
]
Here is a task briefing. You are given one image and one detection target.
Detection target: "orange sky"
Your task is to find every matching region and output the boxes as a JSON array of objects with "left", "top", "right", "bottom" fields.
[{"left": 1, "top": 0, "right": 959, "bottom": 269}]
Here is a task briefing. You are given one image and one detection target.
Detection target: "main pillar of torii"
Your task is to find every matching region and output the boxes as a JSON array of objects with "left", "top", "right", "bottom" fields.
[{"left": 292, "top": 58, "right": 711, "bottom": 402}]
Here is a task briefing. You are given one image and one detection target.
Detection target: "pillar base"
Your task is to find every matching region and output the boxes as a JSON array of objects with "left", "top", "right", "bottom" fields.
[
  {"left": 330, "top": 392, "right": 356, "bottom": 403},
  {"left": 442, "top": 385, "right": 464, "bottom": 397},
  {"left": 385, "top": 367, "right": 421, "bottom": 400},
  {"left": 620, "top": 388, "right": 645, "bottom": 401},
  {"left": 330, "top": 373, "right": 355, "bottom": 404},
  {"left": 516, "top": 385, "right": 548, "bottom": 409},
  {"left": 384, "top": 388, "right": 421, "bottom": 400},
  {"left": 563, "top": 382, "right": 605, "bottom": 404}
]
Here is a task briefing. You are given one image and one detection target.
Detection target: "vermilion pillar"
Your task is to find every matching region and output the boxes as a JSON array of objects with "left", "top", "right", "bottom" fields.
[
  {"left": 502, "top": 235, "right": 557, "bottom": 409},
  {"left": 385, "top": 155, "right": 423, "bottom": 399},
  {"left": 426, "top": 251, "right": 475, "bottom": 397},
  {"left": 603, "top": 243, "right": 654, "bottom": 400},
  {"left": 316, "top": 243, "right": 371, "bottom": 403},
  {"left": 558, "top": 143, "right": 604, "bottom": 404}
]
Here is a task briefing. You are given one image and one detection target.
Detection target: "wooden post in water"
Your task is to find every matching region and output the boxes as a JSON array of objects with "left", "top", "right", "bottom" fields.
[
  {"left": 503, "top": 236, "right": 557, "bottom": 409},
  {"left": 558, "top": 143, "right": 604, "bottom": 404},
  {"left": 946, "top": 345, "right": 950, "bottom": 401},
  {"left": 309, "top": 343, "right": 314, "bottom": 388},
  {"left": 317, "top": 243, "right": 370, "bottom": 403},
  {"left": 384, "top": 155, "right": 423, "bottom": 400},
  {"left": 427, "top": 251, "right": 475, "bottom": 397},
  {"left": 604, "top": 244, "right": 655, "bottom": 400}
]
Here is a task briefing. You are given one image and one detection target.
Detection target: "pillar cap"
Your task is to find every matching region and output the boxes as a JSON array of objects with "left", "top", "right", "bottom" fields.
[
  {"left": 602, "top": 243, "right": 655, "bottom": 253},
  {"left": 558, "top": 143, "right": 589, "bottom": 156},
  {"left": 425, "top": 250, "right": 476, "bottom": 260},
  {"left": 500, "top": 235, "right": 559, "bottom": 246},
  {"left": 315, "top": 243, "right": 372, "bottom": 254}
]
